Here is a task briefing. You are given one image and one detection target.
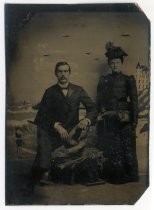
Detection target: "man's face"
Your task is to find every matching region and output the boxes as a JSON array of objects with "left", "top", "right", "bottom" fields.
[
  {"left": 56, "top": 64, "right": 70, "bottom": 85},
  {"left": 109, "top": 58, "right": 122, "bottom": 73}
]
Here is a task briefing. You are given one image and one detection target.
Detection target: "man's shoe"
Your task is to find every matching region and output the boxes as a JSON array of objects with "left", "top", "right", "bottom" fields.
[{"left": 39, "top": 171, "right": 54, "bottom": 185}]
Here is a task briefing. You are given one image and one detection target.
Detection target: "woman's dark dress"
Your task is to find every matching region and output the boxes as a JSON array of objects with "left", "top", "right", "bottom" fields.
[{"left": 97, "top": 72, "right": 139, "bottom": 184}]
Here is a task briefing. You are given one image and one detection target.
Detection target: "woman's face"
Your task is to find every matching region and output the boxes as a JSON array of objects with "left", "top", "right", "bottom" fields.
[{"left": 109, "top": 58, "right": 122, "bottom": 73}]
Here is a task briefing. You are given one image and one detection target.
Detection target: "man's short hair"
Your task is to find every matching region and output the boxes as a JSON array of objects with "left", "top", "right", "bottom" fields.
[{"left": 55, "top": 61, "right": 71, "bottom": 75}]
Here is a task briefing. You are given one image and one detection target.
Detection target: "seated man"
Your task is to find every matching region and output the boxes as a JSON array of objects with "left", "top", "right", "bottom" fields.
[{"left": 31, "top": 61, "right": 97, "bottom": 184}]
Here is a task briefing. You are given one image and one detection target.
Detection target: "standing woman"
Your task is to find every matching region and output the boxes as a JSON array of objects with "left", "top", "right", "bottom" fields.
[{"left": 97, "top": 43, "right": 139, "bottom": 184}]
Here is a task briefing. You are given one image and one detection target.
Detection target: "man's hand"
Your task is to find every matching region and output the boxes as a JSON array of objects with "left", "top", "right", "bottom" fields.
[
  {"left": 77, "top": 118, "right": 90, "bottom": 130},
  {"left": 54, "top": 123, "right": 68, "bottom": 141}
]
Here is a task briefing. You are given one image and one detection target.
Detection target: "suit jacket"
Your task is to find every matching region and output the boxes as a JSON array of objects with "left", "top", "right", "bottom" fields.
[
  {"left": 97, "top": 72, "right": 138, "bottom": 124},
  {"left": 34, "top": 83, "right": 97, "bottom": 135}
]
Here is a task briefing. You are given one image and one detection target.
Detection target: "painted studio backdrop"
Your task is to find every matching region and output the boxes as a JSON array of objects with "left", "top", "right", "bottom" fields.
[{"left": 5, "top": 4, "right": 150, "bottom": 205}]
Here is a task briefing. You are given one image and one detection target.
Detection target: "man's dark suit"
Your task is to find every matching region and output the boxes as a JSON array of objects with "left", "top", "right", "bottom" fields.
[{"left": 33, "top": 83, "right": 96, "bottom": 170}]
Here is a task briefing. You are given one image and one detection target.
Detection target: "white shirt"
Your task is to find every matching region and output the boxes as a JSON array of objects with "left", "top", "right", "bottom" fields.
[{"left": 58, "top": 82, "right": 69, "bottom": 96}]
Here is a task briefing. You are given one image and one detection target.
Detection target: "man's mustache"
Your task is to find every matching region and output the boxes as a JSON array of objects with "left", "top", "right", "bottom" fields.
[{"left": 60, "top": 76, "right": 67, "bottom": 80}]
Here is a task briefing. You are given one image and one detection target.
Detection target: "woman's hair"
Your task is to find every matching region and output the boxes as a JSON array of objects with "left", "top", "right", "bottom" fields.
[{"left": 108, "top": 57, "right": 124, "bottom": 64}]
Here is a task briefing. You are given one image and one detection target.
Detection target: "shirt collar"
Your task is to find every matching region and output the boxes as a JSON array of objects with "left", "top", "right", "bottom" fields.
[{"left": 58, "top": 82, "right": 69, "bottom": 89}]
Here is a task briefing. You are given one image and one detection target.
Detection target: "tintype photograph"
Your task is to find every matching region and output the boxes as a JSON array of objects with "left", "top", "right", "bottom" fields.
[{"left": 5, "top": 3, "right": 150, "bottom": 205}]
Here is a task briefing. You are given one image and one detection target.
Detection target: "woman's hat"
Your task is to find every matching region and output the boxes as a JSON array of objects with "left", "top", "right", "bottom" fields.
[{"left": 105, "top": 42, "right": 128, "bottom": 60}]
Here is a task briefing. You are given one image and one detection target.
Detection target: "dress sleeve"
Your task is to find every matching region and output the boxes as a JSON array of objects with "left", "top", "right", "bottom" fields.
[
  {"left": 97, "top": 76, "right": 105, "bottom": 113},
  {"left": 127, "top": 75, "right": 138, "bottom": 125}
]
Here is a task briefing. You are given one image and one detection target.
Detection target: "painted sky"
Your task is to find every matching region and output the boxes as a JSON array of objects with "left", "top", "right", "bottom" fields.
[{"left": 9, "top": 11, "right": 149, "bottom": 103}]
